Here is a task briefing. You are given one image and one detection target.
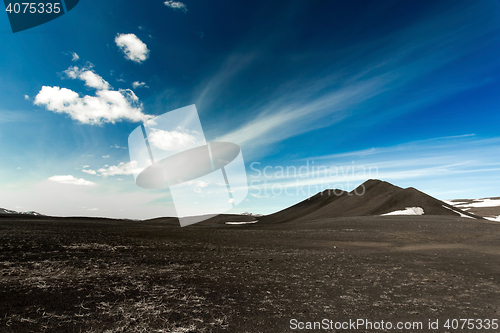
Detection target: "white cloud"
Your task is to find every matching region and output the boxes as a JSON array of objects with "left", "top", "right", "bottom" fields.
[
  {"left": 48, "top": 175, "right": 96, "bottom": 186},
  {"left": 195, "top": 180, "right": 209, "bottom": 188},
  {"left": 148, "top": 128, "right": 201, "bottom": 151},
  {"left": 71, "top": 52, "right": 80, "bottom": 62},
  {"left": 115, "top": 34, "right": 150, "bottom": 63},
  {"left": 35, "top": 64, "right": 152, "bottom": 125},
  {"left": 110, "top": 144, "right": 127, "bottom": 149},
  {"left": 82, "top": 168, "right": 97, "bottom": 175},
  {"left": 24, "top": 95, "right": 29, "bottom": 100},
  {"left": 192, "top": 180, "right": 209, "bottom": 193},
  {"left": 103, "top": 155, "right": 110, "bottom": 158},
  {"left": 251, "top": 193, "right": 269, "bottom": 199},
  {"left": 97, "top": 161, "right": 141, "bottom": 177},
  {"left": 64, "top": 66, "right": 111, "bottom": 90},
  {"left": 188, "top": 180, "right": 209, "bottom": 188},
  {"left": 132, "top": 81, "right": 148, "bottom": 89},
  {"left": 164, "top": 1, "right": 187, "bottom": 13},
  {"left": 34, "top": 86, "right": 151, "bottom": 125}
]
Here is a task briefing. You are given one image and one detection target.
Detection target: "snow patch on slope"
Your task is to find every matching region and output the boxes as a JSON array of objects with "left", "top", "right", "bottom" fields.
[
  {"left": 446, "top": 198, "right": 500, "bottom": 208},
  {"left": 442, "top": 200, "right": 467, "bottom": 206},
  {"left": 225, "top": 221, "right": 259, "bottom": 225},
  {"left": 442, "top": 205, "right": 475, "bottom": 219},
  {"left": 381, "top": 207, "right": 424, "bottom": 216},
  {"left": 459, "top": 199, "right": 500, "bottom": 208}
]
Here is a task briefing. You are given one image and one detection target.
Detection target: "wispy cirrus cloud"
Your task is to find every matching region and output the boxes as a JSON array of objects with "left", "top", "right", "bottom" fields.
[
  {"left": 217, "top": 75, "right": 388, "bottom": 149},
  {"left": 246, "top": 134, "right": 500, "bottom": 202},
  {"left": 195, "top": 53, "right": 257, "bottom": 110},
  {"left": 208, "top": 2, "right": 498, "bottom": 158},
  {"left": 302, "top": 134, "right": 478, "bottom": 161}
]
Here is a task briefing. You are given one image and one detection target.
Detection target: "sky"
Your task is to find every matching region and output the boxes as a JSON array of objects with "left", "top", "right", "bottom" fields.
[{"left": 1, "top": 0, "right": 500, "bottom": 219}]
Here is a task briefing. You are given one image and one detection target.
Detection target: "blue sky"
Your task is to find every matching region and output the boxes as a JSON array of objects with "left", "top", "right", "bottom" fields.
[{"left": 1, "top": 0, "right": 500, "bottom": 218}]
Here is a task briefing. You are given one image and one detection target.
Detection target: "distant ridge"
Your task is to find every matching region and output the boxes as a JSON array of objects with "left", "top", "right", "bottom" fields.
[
  {"left": 445, "top": 197, "right": 500, "bottom": 221},
  {"left": 0, "top": 180, "right": 483, "bottom": 225},
  {"left": 0, "top": 208, "right": 43, "bottom": 216},
  {"left": 261, "top": 179, "right": 481, "bottom": 223}
]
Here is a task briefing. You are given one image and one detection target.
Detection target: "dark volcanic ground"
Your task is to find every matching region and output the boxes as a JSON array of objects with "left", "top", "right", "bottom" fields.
[{"left": 1, "top": 216, "right": 500, "bottom": 332}]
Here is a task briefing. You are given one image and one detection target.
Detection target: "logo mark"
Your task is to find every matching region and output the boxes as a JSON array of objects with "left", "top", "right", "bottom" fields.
[
  {"left": 4, "top": 1, "right": 79, "bottom": 33},
  {"left": 128, "top": 105, "right": 248, "bottom": 227}
]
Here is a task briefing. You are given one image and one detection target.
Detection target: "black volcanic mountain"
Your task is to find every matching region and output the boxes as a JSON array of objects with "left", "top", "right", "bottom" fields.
[{"left": 260, "top": 179, "right": 481, "bottom": 223}]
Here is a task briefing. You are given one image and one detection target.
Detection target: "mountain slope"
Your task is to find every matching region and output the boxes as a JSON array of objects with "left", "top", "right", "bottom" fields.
[{"left": 261, "top": 179, "right": 481, "bottom": 223}]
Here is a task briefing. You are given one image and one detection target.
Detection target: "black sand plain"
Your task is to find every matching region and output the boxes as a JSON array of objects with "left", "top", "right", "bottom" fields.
[{"left": 1, "top": 213, "right": 500, "bottom": 332}]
